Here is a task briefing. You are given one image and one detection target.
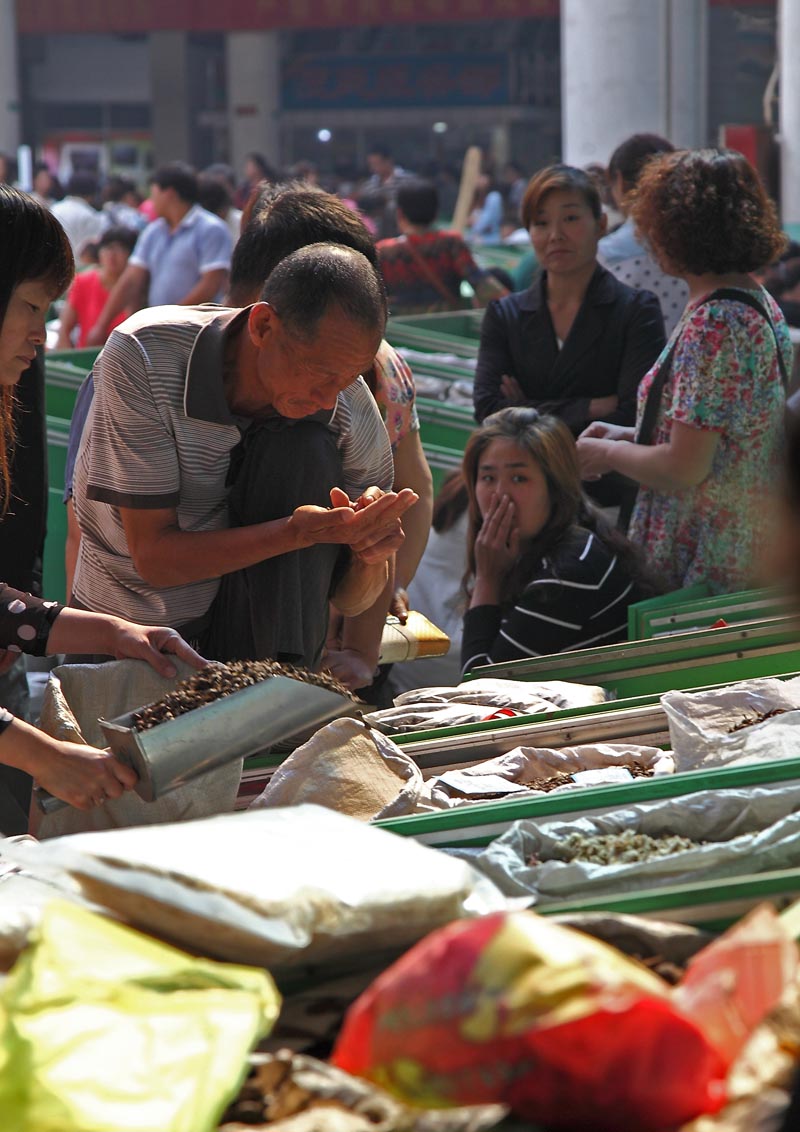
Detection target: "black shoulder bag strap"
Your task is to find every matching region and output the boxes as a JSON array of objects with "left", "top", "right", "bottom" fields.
[
  {"left": 618, "top": 287, "right": 790, "bottom": 533},
  {"left": 616, "top": 335, "right": 681, "bottom": 532}
]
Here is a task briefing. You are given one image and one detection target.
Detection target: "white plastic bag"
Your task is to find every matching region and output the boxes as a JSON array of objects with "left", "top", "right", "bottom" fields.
[
  {"left": 475, "top": 781, "right": 800, "bottom": 905},
  {"left": 429, "top": 743, "right": 674, "bottom": 807},
  {"left": 3, "top": 806, "right": 511, "bottom": 971},
  {"left": 661, "top": 676, "right": 800, "bottom": 768},
  {"left": 393, "top": 677, "right": 606, "bottom": 712},
  {"left": 364, "top": 702, "right": 507, "bottom": 734},
  {"left": 0, "top": 837, "right": 97, "bottom": 970},
  {"left": 369, "top": 678, "right": 606, "bottom": 734}
]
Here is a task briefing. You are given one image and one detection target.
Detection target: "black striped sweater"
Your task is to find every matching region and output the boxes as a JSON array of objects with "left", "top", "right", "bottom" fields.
[{"left": 461, "top": 527, "right": 644, "bottom": 673}]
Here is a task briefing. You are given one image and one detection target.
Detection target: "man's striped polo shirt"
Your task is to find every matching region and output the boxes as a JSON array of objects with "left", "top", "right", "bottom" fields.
[{"left": 72, "top": 304, "right": 393, "bottom": 627}]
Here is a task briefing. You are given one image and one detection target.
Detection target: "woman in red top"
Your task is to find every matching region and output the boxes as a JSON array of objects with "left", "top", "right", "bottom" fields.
[{"left": 55, "top": 225, "right": 137, "bottom": 349}]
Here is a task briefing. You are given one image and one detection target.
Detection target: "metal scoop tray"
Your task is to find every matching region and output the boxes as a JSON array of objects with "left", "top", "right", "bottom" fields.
[{"left": 98, "top": 674, "right": 353, "bottom": 802}]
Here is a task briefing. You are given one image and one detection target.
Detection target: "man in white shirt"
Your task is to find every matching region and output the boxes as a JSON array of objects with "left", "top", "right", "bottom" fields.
[{"left": 51, "top": 172, "right": 105, "bottom": 259}]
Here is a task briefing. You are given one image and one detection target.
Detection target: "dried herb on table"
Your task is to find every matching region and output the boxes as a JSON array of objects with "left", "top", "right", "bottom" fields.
[
  {"left": 522, "top": 772, "right": 577, "bottom": 793},
  {"left": 132, "top": 659, "right": 353, "bottom": 732},
  {"left": 727, "top": 707, "right": 787, "bottom": 733},
  {"left": 628, "top": 763, "right": 655, "bottom": 779},
  {"left": 522, "top": 763, "right": 654, "bottom": 793},
  {"left": 528, "top": 828, "right": 699, "bottom": 868},
  {"left": 219, "top": 1051, "right": 505, "bottom": 1129}
]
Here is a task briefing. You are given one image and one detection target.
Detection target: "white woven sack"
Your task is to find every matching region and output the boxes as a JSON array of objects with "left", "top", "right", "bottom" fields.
[
  {"left": 35, "top": 660, "right": 242, "bottom": 837},
  {"left": 661, "top": 675, "right": 800, "bottom": 768},
  {"left": 249, "top": 717, "right": 423, "bottom": 821}
]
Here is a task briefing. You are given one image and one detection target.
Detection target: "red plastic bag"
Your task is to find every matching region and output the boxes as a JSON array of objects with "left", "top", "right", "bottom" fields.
[{"left": 333, "top": 911, "right": 728, "bottom": 1131}]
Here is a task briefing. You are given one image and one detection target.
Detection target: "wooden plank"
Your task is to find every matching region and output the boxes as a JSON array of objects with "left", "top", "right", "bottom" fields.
[{"left": 451, "top": 145, "right": 483, "bottom": 233}]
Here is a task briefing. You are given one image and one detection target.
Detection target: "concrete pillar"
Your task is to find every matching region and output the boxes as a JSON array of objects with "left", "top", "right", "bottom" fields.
[
  {"left": 0, "top": 0, "right": 20, "bottom": 156},
  {"left": 150, "top": 31, "right": 191, "bottom": 165},
  {"left": 561, "top": 0, "right": 707, "bottom": 168},
  {"left": 490, "top": 123, "right": 511, "bottom": 169},
  {"left": 227, "top": 31, "right": 281, "bottom": 176},
  {"left": 779, "top": 0, "right": 800, "bottom": 228},
  {"left": 666, "top": 0, "right": 708, "bottom": 149}
]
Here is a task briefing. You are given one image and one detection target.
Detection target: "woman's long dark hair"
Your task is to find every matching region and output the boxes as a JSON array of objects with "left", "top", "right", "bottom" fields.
[
  {"left": 462, "top": 407, "right": 664, "bottom": 604},
  {"left": 432, "top": 469, "right": 468, "bottom": 534},
  {"left": 0, "top": 186, "right": 73, "bottom": 512}
]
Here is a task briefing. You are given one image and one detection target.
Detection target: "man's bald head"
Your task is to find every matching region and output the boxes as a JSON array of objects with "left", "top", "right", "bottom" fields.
[{"left": 259, "top": 242, "right": 387, "bottom": 345}]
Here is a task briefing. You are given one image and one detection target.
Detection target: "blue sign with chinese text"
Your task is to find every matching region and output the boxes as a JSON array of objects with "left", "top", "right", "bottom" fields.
[{"left": 282, "top": 53, "right": 509, "bottom": 109}]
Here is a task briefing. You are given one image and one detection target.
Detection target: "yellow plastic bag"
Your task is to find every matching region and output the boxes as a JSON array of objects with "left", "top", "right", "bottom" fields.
[{"left": 0, "top": 901, "right": 280, "bottom": 1132}]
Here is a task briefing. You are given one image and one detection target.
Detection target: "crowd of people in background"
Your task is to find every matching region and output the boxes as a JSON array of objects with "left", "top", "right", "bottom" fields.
[
  {"left": 0, "top": 146, "right": 563, "bottom": 276},
  {"left": 3, "top": 139, "right": 799, "bottom": 331},
  {"left": 0, "top": 131, "right": 799, "bottom": 821}
]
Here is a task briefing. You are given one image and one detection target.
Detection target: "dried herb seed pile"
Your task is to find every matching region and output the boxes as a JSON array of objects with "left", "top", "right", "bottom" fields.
[
  {"left": 523, "top": 763, "right": 654, "bottom": 793},
  {"left": 132, "top": 659, "right": 353, "bottom": 732},
  {"left": 727, "top": 707, "right": 787, "bottom": 733},
  {"left": 523, "top": 772, "right": 577, "bottom": 793},
  {"left": 554, "top": 828, "right": 698, "bottom": 866}
]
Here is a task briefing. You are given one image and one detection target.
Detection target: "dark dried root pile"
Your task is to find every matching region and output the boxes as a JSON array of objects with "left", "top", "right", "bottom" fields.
[
  {"left": 522, "top": 763, "right": 654, "bottom": 793},
  {"left": 132, "top": 659, "right": 353, "bottom": 731},
  {"left": 727, "top": 707, "right": 787, "bottom": 733}
]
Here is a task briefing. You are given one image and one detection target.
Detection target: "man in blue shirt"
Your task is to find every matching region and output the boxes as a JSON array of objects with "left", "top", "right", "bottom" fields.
[{"left": 86, "top": 162, "right": 232, "bottom": 345}]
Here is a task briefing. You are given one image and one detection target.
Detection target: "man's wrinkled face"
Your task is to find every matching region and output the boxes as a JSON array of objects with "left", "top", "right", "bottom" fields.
[{"left": 253, "top": 304, "right": 381, "bottom": 419}]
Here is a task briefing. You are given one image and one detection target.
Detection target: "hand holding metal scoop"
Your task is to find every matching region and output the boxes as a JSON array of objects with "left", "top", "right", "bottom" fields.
[{"left": 35, "top": 674, "right": 353, "bottom": 813}]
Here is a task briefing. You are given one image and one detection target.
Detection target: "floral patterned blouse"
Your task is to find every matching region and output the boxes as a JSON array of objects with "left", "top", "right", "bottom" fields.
[
  {"left": 628, "top": 287, "right": 791, "bottom": 594},
  {"left": 0, "top": 584, "right": 63, "bottom": 733},
  {"left": 370, "top": 339, "right": 419, "bottom": 450}
]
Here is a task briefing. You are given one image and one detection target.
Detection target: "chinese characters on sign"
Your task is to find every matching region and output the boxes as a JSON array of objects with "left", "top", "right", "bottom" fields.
[{"left": 283, "top": 54, "right": 509, "bottom": 110}]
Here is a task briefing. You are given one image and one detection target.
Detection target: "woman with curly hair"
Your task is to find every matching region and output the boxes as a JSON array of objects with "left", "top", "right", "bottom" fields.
[
  {"left": 461, "top": 407, "right": 660, "bottom": 673},
  {"left": 577, "top": 148, "right": 792, "bottom": 594}
]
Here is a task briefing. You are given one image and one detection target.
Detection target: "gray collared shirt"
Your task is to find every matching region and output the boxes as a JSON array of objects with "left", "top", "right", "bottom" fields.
[{"left": 72, "top": 304, "right": 393, "bottom": 626}]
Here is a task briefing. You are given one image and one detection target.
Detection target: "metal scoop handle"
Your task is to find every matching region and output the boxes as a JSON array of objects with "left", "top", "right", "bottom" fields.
[{"left": 33, "top": 787, "right": 68, "bottom": 813}]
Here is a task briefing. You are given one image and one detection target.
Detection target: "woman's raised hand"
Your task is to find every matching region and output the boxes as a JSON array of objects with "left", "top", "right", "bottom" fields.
[
  {"left": 577, "top": 423, "right": 636, "bottom": 481},
  {"left": 575, "top": 436, "right": 613, "bottom": 481},
  {"left": 475, "top": 493, "right": 520, "bottom": 580}
]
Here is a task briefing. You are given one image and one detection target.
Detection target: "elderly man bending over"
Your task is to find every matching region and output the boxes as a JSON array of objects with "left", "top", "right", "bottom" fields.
[{"left": 72, "top": 244, "right": 415, "bottom": 666}]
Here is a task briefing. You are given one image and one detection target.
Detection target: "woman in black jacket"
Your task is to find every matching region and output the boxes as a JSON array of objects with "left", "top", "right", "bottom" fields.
[{"left": 473, "top": 165, "right": 665, "bottom": 504}]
